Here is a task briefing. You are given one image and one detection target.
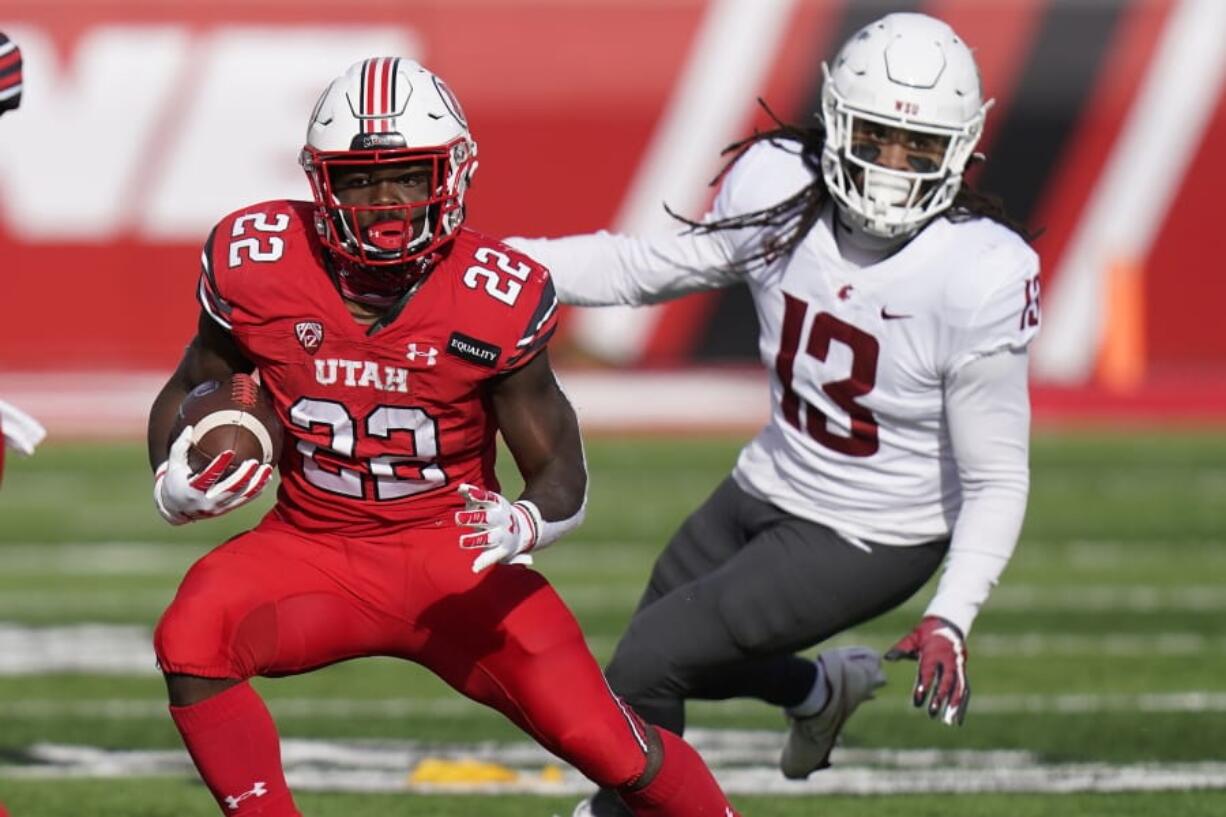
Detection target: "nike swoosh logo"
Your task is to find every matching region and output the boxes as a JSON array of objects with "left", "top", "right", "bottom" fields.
[
  {"left": 881, "top": 307, "right": 912, "bottom": 320},
  {"left": 427, "top": 112, "right": 444, "bottom": 120}
]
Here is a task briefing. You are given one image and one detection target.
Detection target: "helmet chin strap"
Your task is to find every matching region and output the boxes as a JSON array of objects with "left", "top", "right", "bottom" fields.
[
  {"left": 329, "top": 253, "right": 437, "bottom": 309},
  {"left": 831, "top": 203, "right": 913, "bottom": 265}
]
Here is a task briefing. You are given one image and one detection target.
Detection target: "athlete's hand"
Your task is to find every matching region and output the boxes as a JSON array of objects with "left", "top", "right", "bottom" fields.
[
  {"left": 455, "top": 483, "right": 539, "bottom": 573},
  {"left": 154, "top": 425, "right": 273, "bottom": 525},
  {"left": 884, "top": 616, "right": 971, "bottom": 726}
]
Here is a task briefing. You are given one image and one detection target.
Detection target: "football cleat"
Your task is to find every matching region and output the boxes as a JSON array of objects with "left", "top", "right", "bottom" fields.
[{"left": 780, "top": 646, "right": 886, "bottom": 779}]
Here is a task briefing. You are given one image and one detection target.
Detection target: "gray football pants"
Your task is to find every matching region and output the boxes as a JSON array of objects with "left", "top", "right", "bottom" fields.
[{"left": 606, "top": 475, "right": 950, "bottom": 735}]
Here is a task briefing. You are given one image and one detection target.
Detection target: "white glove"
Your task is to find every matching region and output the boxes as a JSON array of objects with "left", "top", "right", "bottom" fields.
[
  {"left": 455, "top": 483, "right": 541, "bottom": 573},
  {"left": 154, "top": 425, "right": 273, "bottom": 525},
  {"left": 0, "top": 399, "right": 47, "bottom": 455}
]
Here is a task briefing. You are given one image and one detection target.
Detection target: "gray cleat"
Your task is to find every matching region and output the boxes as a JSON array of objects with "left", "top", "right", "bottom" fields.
[{"left": 780, "top": 646, "right": 887, "bottom": 779}]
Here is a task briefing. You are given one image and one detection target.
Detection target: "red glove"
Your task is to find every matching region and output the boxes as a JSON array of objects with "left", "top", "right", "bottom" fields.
[{"left": 884, "top": 616, "right": 970, "bottom": 726}]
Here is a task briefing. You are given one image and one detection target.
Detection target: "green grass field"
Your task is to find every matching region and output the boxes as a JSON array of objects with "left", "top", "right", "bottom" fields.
[{"left": 1, "top": 430, "right": 1225, "bottom": 816}]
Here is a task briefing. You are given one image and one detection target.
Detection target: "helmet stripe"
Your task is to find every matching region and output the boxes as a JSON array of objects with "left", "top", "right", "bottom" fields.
[
  {"left": 390, "top": 58, "right": 400, "bottom": 130},
  {"left": 379, "top": 56, "right": 392, "bottom": 132},
  {"left": 363, "top": 57, "right": 375, "bottom": 133}
]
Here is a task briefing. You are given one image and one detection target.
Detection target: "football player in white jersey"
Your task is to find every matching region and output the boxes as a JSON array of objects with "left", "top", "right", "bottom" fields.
[{"left": 509, "top": 13, "right": 1040, "bottom": 816}]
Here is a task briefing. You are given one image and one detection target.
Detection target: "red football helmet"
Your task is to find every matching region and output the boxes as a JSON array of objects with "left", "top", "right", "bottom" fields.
[{"left": 300, "top": 58, "right": 478, "bottom": 304}]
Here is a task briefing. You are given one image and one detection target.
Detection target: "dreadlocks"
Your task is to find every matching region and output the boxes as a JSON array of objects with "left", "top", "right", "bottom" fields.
[{"left": 667, "top": 102, "right": 1035, "bottom": 271}]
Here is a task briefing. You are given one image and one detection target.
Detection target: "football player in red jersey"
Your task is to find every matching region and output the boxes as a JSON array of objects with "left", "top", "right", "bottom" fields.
[
  {"left": 0, "top": 31, "right": 21, "bottom": 117},
  {"left": 146, "top": 58, "right": 740, "bottom": 817},
  {"left": 0, "top": 31, "right": 43, "bottom": 497}
]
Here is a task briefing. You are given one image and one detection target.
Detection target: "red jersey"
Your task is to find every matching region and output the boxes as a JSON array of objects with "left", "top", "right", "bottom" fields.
[{"left": 196, "top": 200, "right": 558, "bottom": 536}]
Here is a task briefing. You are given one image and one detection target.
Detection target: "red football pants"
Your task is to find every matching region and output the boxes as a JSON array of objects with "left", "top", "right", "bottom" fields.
[{"left": 154, "top": 515, "right": 652, "bottom": 788}]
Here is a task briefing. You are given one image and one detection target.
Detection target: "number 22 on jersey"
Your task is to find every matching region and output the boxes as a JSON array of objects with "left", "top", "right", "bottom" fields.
[{"left": 776, "top": 293, "right": 880, "bottom": 457}]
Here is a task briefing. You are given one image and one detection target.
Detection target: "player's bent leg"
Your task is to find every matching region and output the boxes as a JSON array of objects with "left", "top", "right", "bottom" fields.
[
  {"left": 410, "top": 546, "right": 738, "bottom": 815},
  {"left": 167, "top": 680, "right": 299, "bottom": 816},
  {"left": 154, "top": 531, "right": 306, "bottom": 816},
  {"left": 154, "top": 522, "right": 396, "bottom": 817}
]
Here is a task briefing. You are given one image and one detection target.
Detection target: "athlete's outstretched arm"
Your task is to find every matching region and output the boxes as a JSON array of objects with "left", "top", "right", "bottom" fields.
[
  {"left": 507, "top": 142, "right": 803, "bottom": 307},
  {"left": 147, "top": 310, "right": 254, "bottom": 470},
  {"left": 507, "top": 229, "right": 744, "bottom": 307}
]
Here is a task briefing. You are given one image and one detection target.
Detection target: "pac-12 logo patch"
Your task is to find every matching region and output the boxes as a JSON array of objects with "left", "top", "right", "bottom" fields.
[{"left": 295, "top": 321, "right": 324, "bottom": 354}]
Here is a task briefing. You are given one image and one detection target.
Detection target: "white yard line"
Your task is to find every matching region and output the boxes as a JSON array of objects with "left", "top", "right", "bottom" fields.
[
  {"left": 12, "top": 581, "right": 1222, "bottom": 619},
  {"left": 0, "top": 542, "right": 198, "bottom": 575},
  {"left": 4, "top": 691, "right": 1226, "bottom": 720},
  {"left": 3, "top": 734, "right": 1225, "bottom": 794},
  {"left": 3, "top": 619, "right": 1226, "bottom": 676}
]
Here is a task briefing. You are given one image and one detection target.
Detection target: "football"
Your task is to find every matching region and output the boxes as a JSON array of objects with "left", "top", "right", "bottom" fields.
[{"left": 170, "top": 374, "right": 283, "bottom": 475}]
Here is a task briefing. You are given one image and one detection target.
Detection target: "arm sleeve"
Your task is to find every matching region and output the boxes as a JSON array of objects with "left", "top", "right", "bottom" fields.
[
  {"left": 503, "top": 142, "right": 794, "bottom": 306},
  {"left": 924, "top": 348, "right": 1032, "bottom": 635},
  {"left": 506, "top": 228, "right": 745, "bottom": 307}
]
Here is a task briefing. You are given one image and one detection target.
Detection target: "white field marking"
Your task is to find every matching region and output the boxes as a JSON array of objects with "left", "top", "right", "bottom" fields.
[
  {"left": 1035, "top": 0, "right": 1226, "bottom": 381},
  {"left": 3, "top": 616, "right": 1226, "bottom": 677},
  {"left": 985, "top": 584, "right": 1226, "bottom": 612},
  {"left": 0, "top": 590, "right": 173, "bottom": 616},
  {"left": 555, "top": 582, "right": 1226, "bottom": 615},
  {"left": 581, "top": 632, "right": 1226, "bottom": 661},
  {"left": 0, "top": 542, "right": 196, "bottom": 575},
  {"left": 6, "top": 539, "right": 1224, "bottom": 582},
  {"left": 7, "top": 540, "right": 1224, "bottom": 579},
  {"left": 0, "top": 540, "right": 650, "bottom": 576},
  {"left": 5, "top": 734, "right": 1226, "bottom": 795},
  {"left": 0, "top": 623, "right": 156, "bottom": 675},
  {"left": 572, "top": 0, "right": 797, "bottom": 363},
  {"left": 5, "top": 691, "right": 1226, "bottom": 722},
  {"left": 556, "top": 582, "right": 1226, "bottom": 614}
]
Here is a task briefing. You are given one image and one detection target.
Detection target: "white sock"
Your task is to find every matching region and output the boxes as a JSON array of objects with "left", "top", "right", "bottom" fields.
[{"left": 786, "top": 658, "right": 830, "bottom": 717}]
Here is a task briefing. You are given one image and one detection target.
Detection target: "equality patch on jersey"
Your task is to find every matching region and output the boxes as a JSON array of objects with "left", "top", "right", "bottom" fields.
[{"left": 446, "top": 332, "right": 500, "bottom": 369}]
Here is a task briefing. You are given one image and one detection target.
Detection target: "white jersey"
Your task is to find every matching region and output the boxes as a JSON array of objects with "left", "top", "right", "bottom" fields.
[
  {"left": 508, "top": 139, "right": 1040, "bottom": 631},
  {"left": 726, "top": 144, "right": 1039, "bottom": 546}
]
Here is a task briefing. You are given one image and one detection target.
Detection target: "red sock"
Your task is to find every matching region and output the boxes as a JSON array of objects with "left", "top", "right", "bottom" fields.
[
  {"left": 169, "top": 681, "right": 299, "bottom": 816},
  {"left": 618, "top": 728, "right": 740, "bottom": 816}
]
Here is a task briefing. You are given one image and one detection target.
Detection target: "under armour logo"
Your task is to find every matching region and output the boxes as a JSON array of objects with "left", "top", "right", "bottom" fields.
[
  {"left": 224, "top": 781, "right": 267, "bottom": 810},
  {"left": 406, "top": 343, "right": 439, "bottom": 366}
]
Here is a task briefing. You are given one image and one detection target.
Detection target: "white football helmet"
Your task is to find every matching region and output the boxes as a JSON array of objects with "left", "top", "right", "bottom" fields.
[
  {"left": 820, "top": 13, "right": 992, "bottom": 238},
  {"left": 300, "top": 58, "right": 478, "bottom": 292}
]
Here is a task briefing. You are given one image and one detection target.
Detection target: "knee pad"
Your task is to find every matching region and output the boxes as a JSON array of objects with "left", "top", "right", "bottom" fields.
[
  {"left": 605, "top": 630, "right": 677, "bottom": 703},
  {"left": 154, "top": 576, "right": 277, "bottom": 679}
]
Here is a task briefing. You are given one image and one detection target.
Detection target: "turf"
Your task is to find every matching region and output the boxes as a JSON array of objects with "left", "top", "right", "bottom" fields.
[{"left": 1, "top": 430, "right": 1224, "bottom": 814}]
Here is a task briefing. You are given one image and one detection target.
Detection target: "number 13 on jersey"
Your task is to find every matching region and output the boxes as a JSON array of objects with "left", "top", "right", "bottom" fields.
[{"left": 775, "top": 293, "right": 881, "bottom": 457}]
